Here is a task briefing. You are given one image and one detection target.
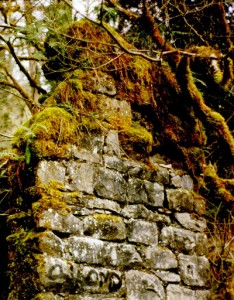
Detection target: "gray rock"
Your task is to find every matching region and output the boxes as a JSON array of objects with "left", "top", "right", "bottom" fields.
[
  {"left": 94, "top": 167, "right": 127, "bottom": 202},
  {"left": 37, "top": 255, "right": 76, "bottom": 290},
  {"left": 37, "top": 160, "right": 66, "bottom": 185},
  {"left": 77, "top": 266, "right": 124, "bottom": 294},
  {"left": 67, "top": 145, "right": 102, "bottom": 164},
  {"left": 175, "top": 213, "right": 207, "bottom": 232},
  {"left": 160, "top": 226, "right": 208, "bottom": 255},
  {"left": 155, "top": 271, "right": 181, "bottom": 283},
  {"left": 104, "top": 130, "right": 121, "bottom": 157},
  {"left": 166, "top": 284, "right": 210, "bottom": 300},
  {"left": 84, "top": 197, "right": 121, "bottom": 214},
  {"left": 38, "top": 230, "right": 65, "bottom": 257},
  {"left": 127, "top": 219, "right": 158, "bottom": 245},
  {"left": 127, "top": 178, "right": 148, "bottom": 204},
  {"left": 66, "top": 237, "right": 142, "bottom": 267},
  {"left": 170, "top": 175, "right": 182, "bottom": 188},
  {"left": 125, "top": 270, "right": 165, "bottom": 300},
  {"left": 144, "top": 180, "right": 164, "bottom": 207},
  {"left": 37, "top": 209, "right": 82, "bottom": 234},
  {"left": 181, "top": 174, "right": 194, "bottom": 190},
  {"left": 65, "top": 161, "right": 95, "bottom": 194},
  {"left": 83, "top": 214, "right": 126, "bottom": 241},
  {"left": 145, "top": 246, "right": 178, "bottom": 269},
  {"left": 166, "top": 188, "right": 194, "bottom": 212},
  {"left": 178, "top": 254, "right": 210, "bottom": 287},
  {"left": 103, "top": 155, "right": 126, "bottom": 172}
]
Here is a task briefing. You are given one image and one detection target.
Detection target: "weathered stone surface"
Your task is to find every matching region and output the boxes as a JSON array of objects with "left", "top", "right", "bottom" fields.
[
  {"left": 166, "top": 284, "right": 210, "bottom": 300},
  {"left": 178, "top": 254, "right": 210, "bottom": 287},
  {"left": 66, "top": 237, "right": 142, "bottom": 267},
  {"left": 166, "top": 188, "right": 194, "bottom": 212},
  {"left": 37, "top": 161, "right": 66, "bottom": 185},
  {"left": 127, "top": 219, "right": 158, "bottom": 245},
  {"left": 37, "top": 255, "right": 76, "bottom": 290},
  {"left": 83, "top": 197, "right": 121, "bottom": 214},
  {"left": 77, "top": 266, "right": 124, "bottom": 294},
  {"left": 121, "top": 204, "right": 171, "bottom": 224},
  {"left": 160, "top": 226, "right": 207, "bottom": 255},
  {"left": 181, "top": 174, "right": 194, "bottom": 190},
  {"left": 37, "top": 209, "right": 82, "bottom": 234},
  {"left": 83, "top": 214, "right": 126, "bottom": 241},
  {"left": 145, "top": 246, "right": 178, "bottom": 269},
  {"left": 144, "top": 180, "right": 164, "bottom": 207},
  {"left": 38, "top": 231, "right": 65, "bottom": 257},
  {"left": 155, "top": 271, "right": 180, "bottom": 283},
  {"left": 104, "top": 130, "right": 121, "bottom": 157},
  {"left": 170, "top": 175, "right": 182, "bottom": 188},
  {"left": 94, "top": 168, "right": 127, "bottom": 201},
  {"left": 67, "top": 145, "right": 102, "bottom": 164},
  {"left": 127, "top": 178, "right": 148, "bottom": 204},
  {"left": 104, "top": 155, "right": 126, "bottom": 172},
  {"left": 175, "top": 213, "right": 207, "bottom": 232},
  {"left": 125, "top": 270, "right": 165, "bottom": 300},
  {"left": 65, "top": 161, "right": 95, "bottom": 194}
]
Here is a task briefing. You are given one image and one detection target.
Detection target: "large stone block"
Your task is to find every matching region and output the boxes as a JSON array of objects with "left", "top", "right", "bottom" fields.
[
  {"left": 37, "top": 209, "right": 82, "bottom": 234},
  {"left": 77, "top": 266, "right": 124, "bottom": 294},
  {"left": 166, "top": 284, "right": 210, "bottom": 300},
  {"left": 94, "top": 168, "right": 127, "bottom": 202},
  {"left": 144, "top": 180, "right": 164, "bottom": 207},
  {"left": 83, "top": 214, "right": 126, "bottom": 241},
  {"left": 166, "top": 188, "right": 194, "bottom": 212},
  {"left": 174, "top": 213, "right": 207, "bottom": 232},
  {"left": 127, "top": 178, "right": 148, "bottom": 204},
  {"left": 37, "top": 161, "right": 66, "bottom": 185},
  {"left": 127, "top": 219, "right": 158, "bottom": 245},
  {"left": 144, "top": 246, "right": 178, "bottom": 269},
  {"left": 38, "top": 231, "right": 65, "bottom": 257},
  {"left": 66, "top": 237, "right": 142, "bottom": 267},
  {"left": 37, "top": 255, "right": 77, "bottom": 291},
  {"left": 160, "top": 226, "right": 207, "bottom": 255},
  {"left": 178, "top": 254, "right": 210, "bottom": 287},
  {"left": 65, "top": 161, "right": 95, "bottom": 194},
  {"left": 125, "top": 270, "right": 165, "bottom": 300}
]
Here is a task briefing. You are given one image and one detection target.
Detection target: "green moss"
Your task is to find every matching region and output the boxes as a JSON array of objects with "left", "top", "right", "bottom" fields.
[{"left": 93, "top": 214, "right": 121, "bottom": 223}]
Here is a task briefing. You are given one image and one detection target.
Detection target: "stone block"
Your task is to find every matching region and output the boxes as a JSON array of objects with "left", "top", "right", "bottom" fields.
[
  {"left": 83, "top": 197, "right": 121, "bottom": 214},
  {"left": 181, "top": 174, "right": 194, "bottom": 190},
  {"left": 155, "top": 271, "right": 180, "bottom": 283},
  {"left": 104, "top": 130, "right": 121, "bottom": 157},
  {"left": 37, "top": 161, "right": 66, "bottom": 185},
  {"left": 178, "top": 254, "right": 210, "bottom": 287},
  {"left": 37, "top": 255, "right": 77, "bottom": 291},
  {"left": 65, "top": 161, "right": 95, "bottom": 194},
  {"left": 38, "top": 231, "right": 65, "bottom": 257},
  {"left": 166, "top": 188, "right": 194, "bottom": 212},
  {"left": 174, "top": 213, "right": 207, "bottom": 232},
  {"left": 125, "top": 270, "right": 165, "bottom": 300},
  {"left": 145, "top": 246, "right": 178, "bottom": 269},
  {"left": 127, "top": 219, "right": 158, "bottom": 245},
  {"left": 94, "top": 168, "right": 127, "bottom": 202},
  {"left": 160, "top": 226, "right": 207, "bottom": 255},
  {"left": 144, "top": 180, "right": 164, "bottom": 207},
  {"left": 127, "top": 178, "right": 148, "bottom": 204},
  {"left": 83, "top": 214, "right": 126, "bottom": 241},
  {"left": 77, "top": 266, "right": 124, "bottom": 294},
  {"left": 66, "top": 237, "right": 142, "bottom": 267},
  {"left": 37, "top": 209, "right": 82, "bottom": 234},
  {"left": 166, "top": 284, "right": 210, "bottom": 300}
]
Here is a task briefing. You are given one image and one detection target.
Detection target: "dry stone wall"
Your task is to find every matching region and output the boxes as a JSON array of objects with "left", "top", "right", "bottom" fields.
[{"left": 7, "top": 131, "right": 211, "bottom": 300}]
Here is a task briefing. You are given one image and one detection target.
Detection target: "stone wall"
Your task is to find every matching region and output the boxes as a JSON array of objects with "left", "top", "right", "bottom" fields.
[{"left": 6, "top": 130, "right": 211, "bottom": 300}]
